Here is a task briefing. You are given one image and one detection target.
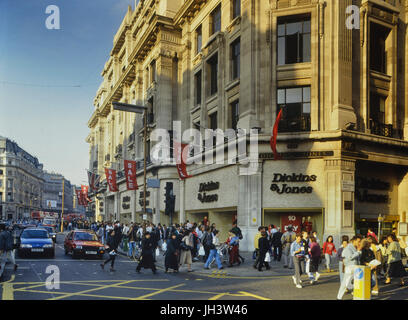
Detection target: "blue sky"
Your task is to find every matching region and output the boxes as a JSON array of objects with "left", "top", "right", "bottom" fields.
[{"left": 0, "top": 0, "right": 134, "bottom": 185}]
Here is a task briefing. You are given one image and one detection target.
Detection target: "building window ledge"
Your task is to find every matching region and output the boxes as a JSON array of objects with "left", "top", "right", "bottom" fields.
[
  {"left": 225, "top": 78, "right": 240, "bottom": 92},
  {"left": 206, "top": 94, "right": 218, "bottom": 105}
]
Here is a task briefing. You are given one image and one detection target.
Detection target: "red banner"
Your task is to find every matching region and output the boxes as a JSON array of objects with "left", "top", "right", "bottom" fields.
[
  {"left": 75, "top": 189, "right": 85, "bottom": 206},
  {"left": 81, "top": 185, "right": 90, "bottom": 205},
  {"left": 124, "top": 160, "right": 138, "bottom": 190},
  {"left": 105, "top": 168, "right": 119, "bottom": 192},
  {"left": 270, "top": 107, "right": 283, "bottom": 160},
  {"left": 174, "top": 141, "right": 192, "bottom": 180}
]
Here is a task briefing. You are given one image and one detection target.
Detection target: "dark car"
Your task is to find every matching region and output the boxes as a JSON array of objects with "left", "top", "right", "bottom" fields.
[
  {"left": 18, "top": 228, "right": 55, "bottom": 258},
  {"left": 64, "top": 230, "right": 105, "bottom": 259},
  {"left": 39, "top": 226, "right": 57, "bottom": 243}
]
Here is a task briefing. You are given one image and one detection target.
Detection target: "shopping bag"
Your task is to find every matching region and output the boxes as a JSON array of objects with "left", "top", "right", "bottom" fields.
[
  {"left": 156, "top": 248, "right": 160, "bottom": 257},
  {"left": 162, "top": 242, "right": 167, "bottom": 252},
  {"left": 198, "top": 245, "right": 205, "bottom": 256},
  {"left": 265, "top": 252, "right": 271, "bottom": 262}
]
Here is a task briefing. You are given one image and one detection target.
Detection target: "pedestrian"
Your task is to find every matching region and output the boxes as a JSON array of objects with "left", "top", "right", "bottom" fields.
[
  {"left": 367, "top": 228, "right": 378, "bottom": 243},
  {"left": 0, "top": 224, "right": 18, "bottom": 272},
  {"left": 367, "top": 235, "right": 382, "bottom": 295},
  {"left": 204, "top": 230, "right": 223, "bottom": 270},
  {"left": 257, "top": 231, "right": 271, "bottom": 272},
  {"left": 360, "top": 238, "right": 379, "bottom": 295},
  {"left": 290, "top": 234, "right": 305, "bottom": 288},
  {"left": 231, "top": 221, "right": 245, "bottom": 264},
  {"left": 201, "top": 226, "right": 211, "bottom": 263},
  {"left": 127, "top": 224, "right": 138, "bottom": 259},
  {"left": 179, "top": 229, "right": 194, "bottom": 272},
  {"left": 100, "top": 230, "right": 119, "bottom": 272},
  {"left": 136, "top": 232, "right": 157, "bottom": 274},
  {"left": 384, "top": 233, "right": 406, "bottom": 286},
  {"left": 322, "top": 235, "right": 337, "bottom": 272},
  {"left": 281, "top": 225, "right": 296, "bottom": 269},
  {"left": 271, "top": 227, "right": 283, "bottom": 261},
  {"left": 164, "top": 233, "right": 180, "bottom": 273},
  {"left": 253, "top": 226, "right": 264, "bottom": 269},
  {"left": 337, "top": 235, "right": 363, "bottom": 300},
  {"left": 309, "top": 236, "right": 321, "bottom": 284},
  {"left": 312, "top": 231, "right": 320, "bottom": 244},
  {"left": 227, "top": 231, "right": 240, "bottom": 267},
  {"left": 379, "top": 236, "right": 388, "bottom": 277},
  {"left": 301, "top": 231, "right": 314, "bottom": 282},
  {"left": 337, "top": 235, "right": 349, "bottom": 284}
]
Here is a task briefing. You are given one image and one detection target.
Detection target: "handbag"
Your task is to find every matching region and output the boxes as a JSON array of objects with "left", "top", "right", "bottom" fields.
[
  {"left": 162, "top": 242, "right": 167, "bottom": 252},
  {"left": 155, "top": 248, "right": 160, "bottom": 257},
  {"left": 265, "top": 252, "right": 271, "bottom": 262},
  {"left": 198, "top": 245, "right": 205, "bottom": 256}
]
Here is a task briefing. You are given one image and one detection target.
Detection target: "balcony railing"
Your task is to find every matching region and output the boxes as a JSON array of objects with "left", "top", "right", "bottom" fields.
[
  {"left": 279, "top": 115, "right": 311, "bottom": 133},
  {"left": 369, "top": 119, "right": 402, "bottom": 139}
]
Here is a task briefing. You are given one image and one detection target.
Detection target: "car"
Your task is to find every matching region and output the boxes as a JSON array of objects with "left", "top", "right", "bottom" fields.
[
  {"left": 39, "top": 226, "right": 57, "bottom": 243},
  {"left": 64, "top": 230, "right": 105, "bottom": 259},
  {"left": 18, "top": 228, "right": 55, "bottom": 258},
  {"left": 42, "top": 218, "right": 57, "bottom": 228}
]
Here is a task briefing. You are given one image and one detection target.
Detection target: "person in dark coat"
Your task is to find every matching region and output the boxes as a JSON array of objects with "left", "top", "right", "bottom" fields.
[
  {"left": 165, "top": 233, "right": 180, "bottom": 273},
  {"left": 271, "top": 228, "right": 283, "bottom": 261},
  {"left": 258, "top": 231, "right": 271, "bottom": 271},
  {"left": 100, "top": 230, "right": 120, "bottom": 272},
  {"left": 136, "top": 232, "right": 157, "bottom": 274},
  {"left": 0, "top": 223, "right": 18, "bottom": 272}
]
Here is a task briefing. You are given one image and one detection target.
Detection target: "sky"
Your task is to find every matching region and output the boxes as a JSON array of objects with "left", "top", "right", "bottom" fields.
[{"left": 0, "top": 0, "right": 135, "bottom": 186}]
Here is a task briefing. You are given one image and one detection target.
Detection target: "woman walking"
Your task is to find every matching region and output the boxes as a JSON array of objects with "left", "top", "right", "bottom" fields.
[
  {"left": 360, "top": 238, "right": 379, "bottom": 295},
  {"left": 100, "top": 229, "right": 119, "bottom": 272},
  {"left": 136, "top": 232, "right": 157, "bottom": 274},
  {"left": 165, "top": 233, "right": 180, "bottom": 273},
  {"left": 309, "top": 236, "right": 321, "bottom": 284},
  {"left": 204, "top": 230, "right": 223, "bottom": 270},
  {"left": 384, "top": 234, "right": 406, "bottom": 286},
  {"left": 379, "top": 236, "right": 388, "bottom": 278},
  {"left": 179, "top": 229, "right": 194, "bottom": 272},
  {"left": 337, "top": 235, "right": 349, "bottom": 284},
  {"left": 227, "top": 231, "right": 240, "bottom": 267},
  {"left": 322, "top": 235, "right": 337, "bottom": 272}
]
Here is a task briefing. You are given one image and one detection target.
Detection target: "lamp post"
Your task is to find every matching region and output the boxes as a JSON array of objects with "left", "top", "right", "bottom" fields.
[
  {"left": 112, "top": 102, "right": 148, "bottom": 221},
  {"left": 378, "top": 214, "right": 384, "bottom": 239}
]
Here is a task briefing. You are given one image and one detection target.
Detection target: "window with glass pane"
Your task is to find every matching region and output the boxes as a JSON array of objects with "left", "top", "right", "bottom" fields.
[
  {"left": 195, "top": 71, "right": 202, "bottom": 106},
  {"left": 231, "top": 38, "right": 240, "bottom": 79},
  {"left": 211, "top": 5, "right": 221, "bottom": 35},
  {"left": 209, "top": 112, "right": 218, "bottom": 147},
  {"left": 232, "top": 0, "right": 241, "bottom": 19},
  {"left": 277, "top": 86, "right": 311, "bottom": 132},
  {"left": 208, "top": 54, "right": 218, "bottom": 96},
  {"left": 277, "top": 16, "right": 311, "bottom": 65},
  {"left": 196, "top": 26, "right": 202, "bottom": 54},
  {"left": 150, "top": 60, "right": 156, "bottom": 83},
  {"left": 231, "top": 100, "right": 239, "bottom": 130},
  {"left": 370, "top": 93, "right": 386, "bottom": 124},
  {"left": 370, "top": 23, "right": 389, "bottom": 74}
]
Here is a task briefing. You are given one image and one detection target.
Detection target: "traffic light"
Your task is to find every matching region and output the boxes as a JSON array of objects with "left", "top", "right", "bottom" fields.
[{"left": 164, "top": 182, "right": 175, "bottom": 216}]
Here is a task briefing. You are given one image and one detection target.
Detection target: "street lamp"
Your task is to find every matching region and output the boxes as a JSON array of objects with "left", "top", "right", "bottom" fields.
[
  {"left": 378, "top": 214, "right": 384, "bottom": 239},
  {"left": 112, "top": 102, "right": 148, "bottom": 221}
]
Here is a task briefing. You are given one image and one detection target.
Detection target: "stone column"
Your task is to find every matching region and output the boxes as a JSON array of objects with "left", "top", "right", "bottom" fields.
[
  {"left": 404, "top": 8, "right": 408, "bottom": 139},
  {"left": 324, "top": 159, "right": 356, "bottom": 248},
  {"left": 237, "top": 162, "right": 263, "bottom": 252},
  {"left": 398, "top": 172, "right": 408, "bottom": 242},
  {"left": 179, "top": 179, "right": 185, "bottom": 224}
]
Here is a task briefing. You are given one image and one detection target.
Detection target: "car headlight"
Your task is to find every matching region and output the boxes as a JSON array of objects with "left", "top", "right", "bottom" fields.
[
  {"left": 75, "top": 245, "right": 82, "bottom": 249},
  {"left": 20, "top": 244, "right": 32, "bottom": 248},
  {"left": 43, "top": 244, "right": 53, "bottom": 248}
]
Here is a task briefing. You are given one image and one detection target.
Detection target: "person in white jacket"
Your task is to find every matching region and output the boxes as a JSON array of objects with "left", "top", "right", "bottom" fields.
[{"left": 337, "top": 235, "right": 363, "bottom": 300}]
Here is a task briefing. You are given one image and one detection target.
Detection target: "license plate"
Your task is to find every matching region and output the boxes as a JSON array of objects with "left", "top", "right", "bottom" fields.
[
  {"left": 85, "top": 251, "right": 97, "bottom": 255},
  {"left": 31, "top": 248, "right": 44, "bottom": 252}
]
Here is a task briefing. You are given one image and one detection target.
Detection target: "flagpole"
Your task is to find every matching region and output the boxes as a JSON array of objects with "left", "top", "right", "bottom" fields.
[{"left": 143, "top": 109, "right": 147, "bottom": 222}]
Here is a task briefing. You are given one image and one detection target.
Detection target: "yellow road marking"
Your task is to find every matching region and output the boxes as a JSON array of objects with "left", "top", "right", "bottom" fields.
[
  {"left": 209, "top": 292, "right": 228, "bottom": 300},
  {"left": 238, "top": 291, "right": 271, "bottom": 300},
  {"left": 49, "top": 279, "right": 137, "bottom": 300},
  {"left": 2, "top": 275, "right": 15, "bottom": 300},
  {"left": 131, "top": 283, "right": 185, "bottom": 300}
]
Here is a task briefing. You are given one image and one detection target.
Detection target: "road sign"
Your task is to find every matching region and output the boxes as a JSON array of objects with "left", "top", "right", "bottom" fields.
[{"left": 353, "top": 266, "right": 371, "bottom": 300}]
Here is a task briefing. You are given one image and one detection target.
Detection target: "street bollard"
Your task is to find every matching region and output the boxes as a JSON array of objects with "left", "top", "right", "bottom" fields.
[{"left": 353, "top": 265, "right": 371, "bottom": 300}]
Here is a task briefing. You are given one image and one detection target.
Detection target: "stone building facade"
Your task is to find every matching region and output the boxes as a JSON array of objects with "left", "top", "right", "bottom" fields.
[
  {"left": 0, "top": 136, "right": 44, "bottom": 220},
  {"left": 87, "top": 0, "right": 408, "bottom": 250},
  {"left": 42, "top": 171, "right": 73, "bottom": 214}
]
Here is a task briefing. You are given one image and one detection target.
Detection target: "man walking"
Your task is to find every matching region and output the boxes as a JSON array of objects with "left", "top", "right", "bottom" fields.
[
  {"left": 271, "top": 227, "right": 283, "bottom": 261},
  {"left": 290, "top": 234, "right": 305, "bottom": 288},
  {"left": 0, "top": 223, "right": 18, "bottom": 273},
  {"left": 281, "top": 225, "right": 296, "bottom": 269}
]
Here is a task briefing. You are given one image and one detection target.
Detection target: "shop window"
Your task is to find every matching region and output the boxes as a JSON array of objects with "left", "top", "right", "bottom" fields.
[
  {"left": 207, "top": 54, "right": 218, "bottom": 96},
  {"left": 232, "top": 0, "right": 241, "bottom": 20},
  {"left": 210, "top": 5, "right": 222, "bottom": 35},
  {"left": 277, "top": 15, "right": 311, "bottom": 65},
  {"left": 231, "top": 100, "right": 239, "bottom": 131},
  {"left": 231, "top": 37, "right": 240, "bottom": 80},
  {"left": 277, "top": 86, "right": 311, "bottom": 132},
  {"left": 370, "top": 23, "right": 390, "bottom": 74},
  {"left": 195, "top": 70, "right": 202, "bottom": 106}
]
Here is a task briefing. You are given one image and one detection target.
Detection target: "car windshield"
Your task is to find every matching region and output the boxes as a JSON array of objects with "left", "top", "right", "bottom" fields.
[
  {"left": 74, "top": 233, "right": 97, "bottom": 241},
  {"left": 22, "top": 229, "right": 49, "bottom": 239}
]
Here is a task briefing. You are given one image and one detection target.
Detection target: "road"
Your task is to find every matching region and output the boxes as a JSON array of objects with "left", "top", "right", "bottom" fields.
[{"left": 1, "top": 234, "right": 408, "bottom": 300}]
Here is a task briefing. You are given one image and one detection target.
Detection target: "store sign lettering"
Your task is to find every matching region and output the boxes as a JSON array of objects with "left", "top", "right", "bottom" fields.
[
  {"left": 198, "top": 181, "right": 219, "bottom": 203},
  {"left": 270, "top": 173, "right": 316, "bottom": 195},
  {"left": 355, "top": 176, "right": 389, "bottom": 203}
]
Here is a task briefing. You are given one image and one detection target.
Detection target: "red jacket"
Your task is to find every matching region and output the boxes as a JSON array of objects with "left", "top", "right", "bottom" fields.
[{"left": 322, "top": 242, "right": 337, "bottom": 255}]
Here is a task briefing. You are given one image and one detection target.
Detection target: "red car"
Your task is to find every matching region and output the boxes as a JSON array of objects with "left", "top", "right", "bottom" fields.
[{"left": 64, "top": 230, "right": 105, "bottom": 259}]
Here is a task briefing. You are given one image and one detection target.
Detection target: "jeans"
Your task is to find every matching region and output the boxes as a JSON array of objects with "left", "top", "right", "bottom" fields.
[
  {"left": 273, "top": 245, "right": 282, "bottom": 261},
  {"left": 205, "top": 249, "right": 222, "bottom": 269},
  {"left": 128, "top": 241, "right": 137, "bottom": 257},
  {"left": 325, "top": 253, "right": 332, "bottom": 269},
  {"left": 1, "top": 250, "right": 16, "bottom": 266},
  {"left": 337, "top": 265, "right": 356, "bottom": 299},
  {"left": 304, "top": 256, "right": 315, "bottom": 280}
]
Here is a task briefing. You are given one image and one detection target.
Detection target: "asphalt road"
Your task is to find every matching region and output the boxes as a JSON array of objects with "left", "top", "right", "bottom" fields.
[{"left": 1, "top": 234, "right": 408, "bottom": 301}]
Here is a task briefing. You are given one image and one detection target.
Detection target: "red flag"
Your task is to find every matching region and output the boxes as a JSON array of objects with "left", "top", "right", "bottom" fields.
[
  {"left": 124, "top": 160, "right": 138, "bottom": 190},
  {"left": 270, "top": 107, "right": 283, "bottom": 160},
  {"left": 75, "top": 189, "right": 83, "bottom": 206},
  {"left": 81, "top": 185, "right": 91, "bottom": 205},
  {"left": 105, "top": 168, "right": 119, "bottom": 192},
  {"left": 174, "top": 141, "right": 192, "bottom": 180}
]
